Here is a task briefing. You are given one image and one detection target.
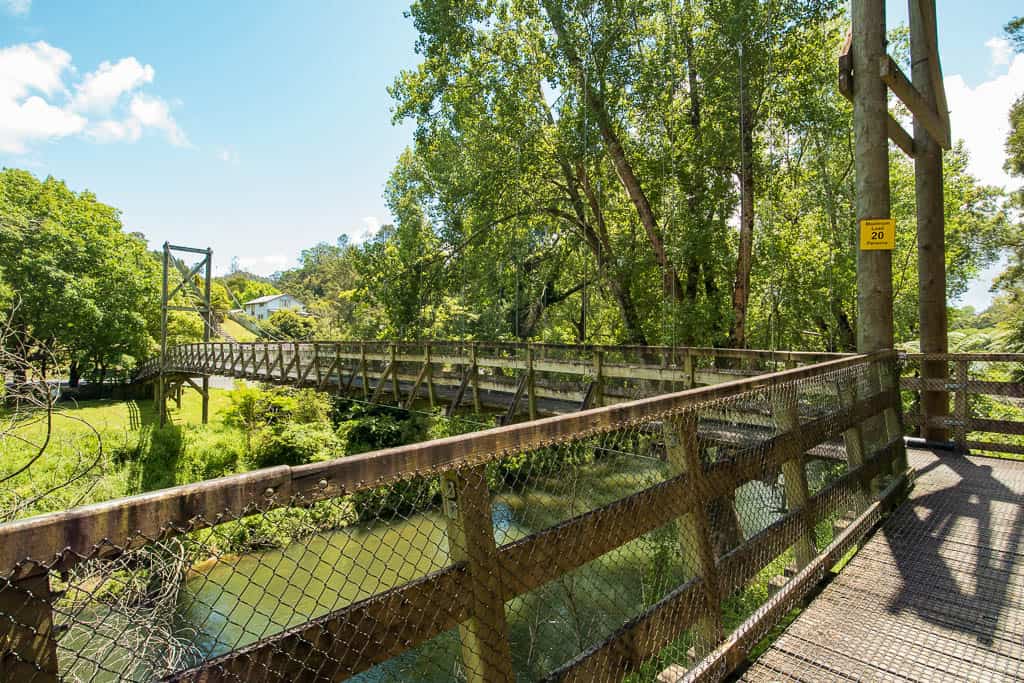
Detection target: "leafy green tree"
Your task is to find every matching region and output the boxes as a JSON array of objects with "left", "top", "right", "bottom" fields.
[
  {"left": 0, "top": 169, "right": 161, "bottom": 382},
  {"left": 266, "top": 309, "right": 315, "bottom": 340}
]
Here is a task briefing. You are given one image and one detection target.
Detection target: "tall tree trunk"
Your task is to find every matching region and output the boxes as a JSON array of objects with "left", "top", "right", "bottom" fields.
[
  {"left": 543, "top": 0, "right": 684, "bottom": 301},
  {"left": 729, "top": 48, "right": 755, "bottom": 349},
  {"left": 538, "top": 85, "right": 648, "bottom": 344},
  {"left": 577, "top": 165, "right": 649, "bottom": 344},
  {"left": 69, "top": 359, "right": 80, "bottom": 388}
]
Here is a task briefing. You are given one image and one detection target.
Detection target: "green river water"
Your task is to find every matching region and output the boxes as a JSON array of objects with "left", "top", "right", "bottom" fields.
[{"left": 59, "top": 455, "right": 836, "bottom": 682}]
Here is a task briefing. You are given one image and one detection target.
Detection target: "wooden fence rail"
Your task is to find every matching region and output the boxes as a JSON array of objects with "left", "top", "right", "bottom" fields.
[
  {"left": 901, "top": 352, "right": 1024, "bottom": 456},
  {"left": 135, "top": 341, "right": 845, "bottom": 418},
  {"left": 1, "top": 351, "right": 905, "bottom": 683}
]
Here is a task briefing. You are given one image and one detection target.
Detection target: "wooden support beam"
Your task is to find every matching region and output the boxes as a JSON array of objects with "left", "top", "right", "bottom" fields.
[
  {"left": 313, "top": 343, "right": 323, "bottom": 387},
  {"left": 837, "top": 376, "right": 873, "bottom": 506},
  {"left": 663, "top": 411, "right": 722, "bottom": 656},
  {"left": 389, "top": 344, "right": 400, "bottom": 402},
  {"left": 875, "top": 359, "right": 908, "bottom": 475},
  {"left": 295, "top": 345, "right": 318, "bottom": 387},
  {"left": 470, "top": 342, "right": 482, "bottom": 412},
  {"left": 592, "top": 349, "right": 605, "bottom": 408},
  {"left": 447, "top": 366, "right": 472, "bottom": 418},
  {"left": 441, "top": 466, "right": 514, "bottom": 683},
  {"left": 771, "top": 386, "right": 817, "bottom": 569},
  {"left": 914, "top": 0, "right": 951, "bottom": 145},
  {"left": 886, "top": 115, "right": 916, "bottom": 157},
  {"left": 360, "top": 343, "right": 369, "bottom": 400},
  {"left": 954, "top": 358, "right": 969, "bottom": 451},
  {"left": 405, "top": 359, "right": 430, "bottom": 410},
  {"left": 879, "top": 55, "right": 950, "bottom": 150},
  {"left": 912, "top": 0, "right": 951, "bottom": 442},
  {"left": 527, "top": 345, "right": 537, "bottom": 420},
  {"left": 838, "top": 38, "right": 915, "bottom": 157},
  {"left": 683, "top": 349, "right": 695, "bottom": 389},
  {"left": 501, "top": 373, "right": 529, "bottom": 426},
  {"left": 370, "top": 362, "right": 393, "bottom": 404},
  {"left": 853, "top": 0, "right": 895, "bottom": 354},
  {"left": 425, "top": 343, "right": 437, "bottom": 408}
]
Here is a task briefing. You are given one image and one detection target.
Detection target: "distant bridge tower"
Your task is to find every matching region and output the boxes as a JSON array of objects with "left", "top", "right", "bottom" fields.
[{"left": 159, "top": 243, "right": 214, "bottom": 426}]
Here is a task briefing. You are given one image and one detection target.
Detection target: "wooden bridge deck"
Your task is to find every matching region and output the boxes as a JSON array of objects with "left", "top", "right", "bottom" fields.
[{"left": 741, "top": 448, "right": 1024, "bottom": 682}]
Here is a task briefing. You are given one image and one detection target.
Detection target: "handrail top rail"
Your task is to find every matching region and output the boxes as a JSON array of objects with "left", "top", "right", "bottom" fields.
[
  {"left": 143, "top": 339, "right": 849, "bottom": 358},
  {"left": 902, "top": 351, "right": 1024, "bottom": 362},
  {"left": 0, "top": 351, "right": 892, "bottom": 574}
]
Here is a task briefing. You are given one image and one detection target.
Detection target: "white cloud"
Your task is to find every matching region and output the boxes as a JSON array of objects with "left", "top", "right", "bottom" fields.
[
  {"left": 945, "top": 53, "right": 1024, "bottom": 189},
  {"left": 986, "top": 37, "right": 1013, "bottom": 67},
  {"left": 0, "top": 41, "right": 186, "bottom": 154},
  {"left": 3, "top": 0, "right": 30, "bottom": 16},
  {"left": 127, "top": 93, "right": 188, "bottom": 146},
  {"left": 0, "top": 41, "right": 72, "bottom": 99},
  {"left": 234, "top": 254, "right": 291, "bottom": 276},
  {"left": 88, "top": 95, "right": 188, "bottom": 147},
  {"left": 217, "top": 147, "right": 239, "bottom": 164},
  {"left": 73, "top": 57, "right": 154, "bottom": 112},
  {"left": 362, "top": 216, "right": 380, "bottom": 232},
  {"left": 945, "top": 48, "right": 1024, "bottom": 309},
  {"left": 0, "top": 42, "right": 85, "bottom": 152}
]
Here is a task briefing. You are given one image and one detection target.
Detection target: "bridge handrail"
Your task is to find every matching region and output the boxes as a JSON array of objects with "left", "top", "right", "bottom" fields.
[
  {"left": 0, "top": 350, "right": 907, "bottom": 683},
  {"left": 1, "top": 351, "right": 885, "bottom": 577},
  {"left": 900, "top": 351, "right": 1024, "bottom": 456},
  {"left": 134, "top": 340, "right": 848, "bottom": 379}
]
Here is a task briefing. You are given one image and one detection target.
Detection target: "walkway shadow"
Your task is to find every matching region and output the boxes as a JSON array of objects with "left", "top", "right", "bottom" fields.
[
  {"left": 883, "top": 451, "right": 1024, "bottom": 647},
  {"left": 126, "top": 401, "right": 142, "bottom": 430},
  {"left": 131, "top": 421, "right": 184, "bottom": 493}
]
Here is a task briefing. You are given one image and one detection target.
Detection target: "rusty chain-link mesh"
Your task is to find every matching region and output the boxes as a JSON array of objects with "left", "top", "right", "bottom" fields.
[{"left": 1, "top": 354, "right": 904, "bottom": 682}]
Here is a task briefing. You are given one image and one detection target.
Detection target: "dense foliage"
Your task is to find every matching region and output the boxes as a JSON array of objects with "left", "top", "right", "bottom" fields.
[{"left": 259, "top": 2, "right": 1011, "bottom": 353}]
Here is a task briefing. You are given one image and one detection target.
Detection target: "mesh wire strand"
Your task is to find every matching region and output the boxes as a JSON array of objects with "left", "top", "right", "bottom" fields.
[{"left": 0, "top": 357, "right": 905, "bottom": 682}]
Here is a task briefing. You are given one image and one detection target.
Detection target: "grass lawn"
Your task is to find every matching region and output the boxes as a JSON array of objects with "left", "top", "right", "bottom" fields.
[
  {"left": 218, "top": 317, "right": 258, "bottom": 342},
  {"left": 1, "top": 387, "right": 247, "bottom": 520}
]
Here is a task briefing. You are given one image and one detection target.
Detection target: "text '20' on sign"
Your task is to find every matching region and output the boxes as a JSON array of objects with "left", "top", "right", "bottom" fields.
[{"left": 859, "top": 218, "right": 896, "bottom": 250}]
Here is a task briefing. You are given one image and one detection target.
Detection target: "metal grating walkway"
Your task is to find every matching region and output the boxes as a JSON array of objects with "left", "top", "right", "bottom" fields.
[{"left": 741, "top": 448, "right": 1024, "bottom": 682}]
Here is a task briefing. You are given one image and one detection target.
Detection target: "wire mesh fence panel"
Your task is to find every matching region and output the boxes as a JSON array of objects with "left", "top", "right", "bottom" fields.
[
  {"left": 902, "top": 353, "right": 1024, "bottom": 457},
  {"left": 1, "top": 352, "right": 906, "bottom": 683}
]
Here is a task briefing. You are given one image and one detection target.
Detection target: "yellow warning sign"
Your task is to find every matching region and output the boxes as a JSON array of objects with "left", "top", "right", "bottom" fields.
[{"left": 860, "top": 218, "right": 895, "bottom": 250}]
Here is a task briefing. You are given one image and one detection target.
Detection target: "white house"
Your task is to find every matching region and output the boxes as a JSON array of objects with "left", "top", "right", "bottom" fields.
[{"left": 243, "top": 293, "right": 304, "bottom": 320}]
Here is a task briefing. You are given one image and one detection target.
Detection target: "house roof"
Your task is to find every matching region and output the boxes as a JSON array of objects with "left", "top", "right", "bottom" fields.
[{"left": 243, "top": 293, "right": 291, "bottom": 306}]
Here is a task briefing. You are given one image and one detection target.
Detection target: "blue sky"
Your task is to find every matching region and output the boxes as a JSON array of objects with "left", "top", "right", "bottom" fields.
[{"left": 1, "top": 0, "right": 1022, "bottom": 308}]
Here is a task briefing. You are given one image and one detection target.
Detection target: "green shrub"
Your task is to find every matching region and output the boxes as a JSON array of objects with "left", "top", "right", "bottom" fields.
[{"left": 254, "top": 422, "right": 341, "bottom": 468}]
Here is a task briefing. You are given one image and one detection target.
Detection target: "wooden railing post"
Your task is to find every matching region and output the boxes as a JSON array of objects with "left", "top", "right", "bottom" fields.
[
  {"left": 683, "top": 349, "right": 695, "bottom": 389},
  {"left": 441, "top": 465, "right": 514, "bottom": 683},
  {"left": 390, "top": 343, "right": 400, "bottom": 403},
  {"left": 837, "top": 377, "right": 874, "bottom": 506},
  {"left": 954, "top": 358, "right": 969, "bottom": 452},
  {"left": 360, "top": 343, "right": 369, "bottom": 400},
  {"left": 527, "top": 345, "right": 537, "bottom": 420},
  {"left": 334, "top": 343, "right": 342, "bottom": 394},
  {"left": 663, "top": 411, "right": 722, "bottom": 656},
  {"left": 0, "top": 571, "right": 59, "bottom": 682},
  {"left": 292, "top": 342, "right": 302, "bottom": 385},
  {"left": 426, "top": 343, "right": 437, "bottom": 408},
  {"left": 593, "top": 349, "right": 605, "bottom": 408},
  {"left": 313, "top": 342, "right": 323, "bottom": 387},
  {"left": 471, "top": 342, "right": 482, "bottom": 413},
  {"left": 771, "top": 385, "right": 816, "bottom": 569},
  {"left": 875, "top": 356, "right": 908, "bottom": 475}
]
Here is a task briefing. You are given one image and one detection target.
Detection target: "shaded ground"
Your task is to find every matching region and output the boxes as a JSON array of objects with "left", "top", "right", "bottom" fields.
[{"left": 741, "top": 448, "right": 1024, "bottom": 682}]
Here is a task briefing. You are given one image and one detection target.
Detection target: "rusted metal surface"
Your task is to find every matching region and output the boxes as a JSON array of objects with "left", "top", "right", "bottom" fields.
[
  {"left": 1, "top": 352, "right": 910, "bottom": 682},
  {"left": 738, "top": 448, "right": 1024, "bottom": 683},
  {"left": 0, "top": 353, "right": 889, "bottom": 577}
]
